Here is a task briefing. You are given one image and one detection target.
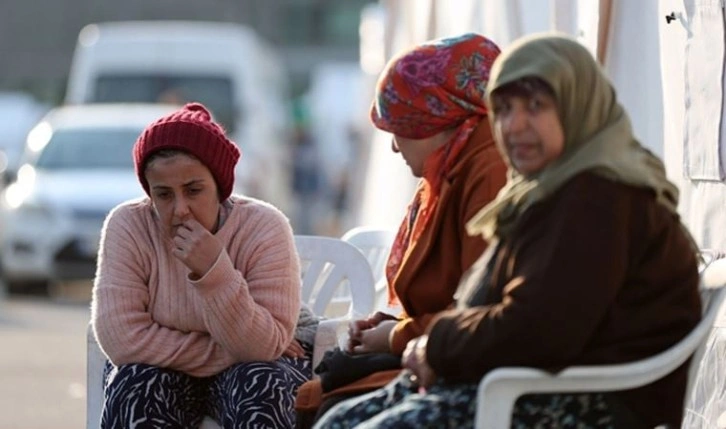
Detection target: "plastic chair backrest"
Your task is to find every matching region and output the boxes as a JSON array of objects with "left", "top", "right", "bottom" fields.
[
  {"left": 295, "top": 235, "right": 375, "bottom": 319},
  {"left": 341, "top": 227, "right": 397, "bottom": 311},
  {"left": 341, "top": 227, "right": 396, "bottom": 286},
  {"left": 86, "top": 326, "right": 106, "bottom": 429}
]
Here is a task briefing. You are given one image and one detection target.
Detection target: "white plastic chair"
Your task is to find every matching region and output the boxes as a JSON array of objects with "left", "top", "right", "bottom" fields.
[
  {"left": 341, "top": 226, "right": 397, "bottom": 312},
  {"left": 86, "top": 235, "right": 375, "bottom": 429},
  {"left": 474, "top": 257, "right": 726, "bottom": 429},
  {"left": 295, "top": 235, "right": 376, "bottom": 320}
]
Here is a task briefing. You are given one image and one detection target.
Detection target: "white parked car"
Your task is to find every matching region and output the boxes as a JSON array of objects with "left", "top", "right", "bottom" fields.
[{"left": 0, "top": 103, "right": 178, "bottom": 290}]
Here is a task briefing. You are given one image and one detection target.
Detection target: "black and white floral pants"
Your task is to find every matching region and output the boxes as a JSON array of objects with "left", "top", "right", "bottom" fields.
[{"left": 101, "top": 344, "right": 312, "bottom": 429}]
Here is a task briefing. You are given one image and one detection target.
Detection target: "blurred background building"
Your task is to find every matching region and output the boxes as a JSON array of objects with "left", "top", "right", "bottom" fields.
[{"left": 0, "top": 0, "right": 374, "bottom": 101}]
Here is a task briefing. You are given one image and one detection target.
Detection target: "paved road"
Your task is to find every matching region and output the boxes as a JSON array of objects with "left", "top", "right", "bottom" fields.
[{"left": 0, "top": 294, "right": 89, "bottom": 429}]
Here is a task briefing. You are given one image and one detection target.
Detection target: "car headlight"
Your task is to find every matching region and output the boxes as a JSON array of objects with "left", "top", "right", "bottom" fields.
[{"left": 3, "top": 164, "right": 36, "bottom": 209}]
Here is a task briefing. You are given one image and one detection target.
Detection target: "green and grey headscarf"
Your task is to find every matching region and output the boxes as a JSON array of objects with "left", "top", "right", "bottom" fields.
[{"left": 467, "top": 33, "right": 684, "bottom": 244}]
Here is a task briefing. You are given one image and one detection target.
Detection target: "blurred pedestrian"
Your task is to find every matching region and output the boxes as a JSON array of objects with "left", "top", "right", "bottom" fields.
[{"left": 290, "top": 98, "right": 323, "bottom": 234}]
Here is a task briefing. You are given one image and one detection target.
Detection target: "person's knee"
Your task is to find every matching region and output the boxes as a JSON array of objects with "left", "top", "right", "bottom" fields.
[
  {"left": 103, "top": 364, "right": 164, "bottom": 421},
  {"left": 105, "top": 363, "right": 159, "bottom": 392},
  {"left": 216, "top": 362, "right": 298, "bottom": 427},
  {"left": 223, "top": 362, "right": 294, "bottom": 402},
  {"left": 104, "top": 363, "right": 188, "bottom": 407},
  {"left": 103, "top": 363, "right": 206, "bottom": 428}
]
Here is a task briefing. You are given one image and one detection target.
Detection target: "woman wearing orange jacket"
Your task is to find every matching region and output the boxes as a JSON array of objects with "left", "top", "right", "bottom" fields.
[{"left": 296, "top": 32, "right": 507, "bottom": 425}]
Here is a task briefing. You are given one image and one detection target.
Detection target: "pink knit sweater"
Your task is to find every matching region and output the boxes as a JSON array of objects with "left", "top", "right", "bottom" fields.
[{"left": 91, "top": 196, "right": 301, "bottom": 377}]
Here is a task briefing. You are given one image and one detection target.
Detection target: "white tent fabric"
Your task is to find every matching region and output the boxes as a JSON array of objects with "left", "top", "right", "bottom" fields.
[
  {"left": 603, "top": 0, "right": 664, "bottom": 158},
  {"left": 681, "top": 0, "right": 724, "bottom": 181},
  {"left": 660, "top": 0, "right": 726, "bottom": 252},
  {"left": 659, "top": 1, "right": 726, "bottom": 426}
]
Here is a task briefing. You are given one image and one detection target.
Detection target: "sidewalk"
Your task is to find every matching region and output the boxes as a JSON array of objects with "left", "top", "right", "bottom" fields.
[{"left": 0, "top": 295, "right": 89, "bottom": 429}]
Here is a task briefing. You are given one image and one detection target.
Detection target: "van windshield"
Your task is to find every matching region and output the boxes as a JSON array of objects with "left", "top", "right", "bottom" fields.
[
  {"left": 93, "top": 74, "right": 236, "bottom": 133},
  {"left": 35, "top": 128, "right": 141, "bottom": 170}
]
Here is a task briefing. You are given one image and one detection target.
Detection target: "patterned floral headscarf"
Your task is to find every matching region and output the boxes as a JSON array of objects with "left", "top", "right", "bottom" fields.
[{"left": 371, "top": 33, "right": 500, "bottom": 303}]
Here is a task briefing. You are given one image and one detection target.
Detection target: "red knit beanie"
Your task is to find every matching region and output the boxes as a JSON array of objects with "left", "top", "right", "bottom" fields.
[{"left": 133, "top": 102, "right": 241, "bottom": 200}]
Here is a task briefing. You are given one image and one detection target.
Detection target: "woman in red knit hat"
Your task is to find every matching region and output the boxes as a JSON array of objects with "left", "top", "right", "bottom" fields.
[{"left": 91, "top": 102, "right": 311, "bottom": 428}]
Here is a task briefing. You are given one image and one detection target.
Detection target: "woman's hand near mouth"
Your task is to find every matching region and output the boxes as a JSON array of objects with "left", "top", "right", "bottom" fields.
[{"left": 172, "top": 217, "right": 223, "bottom": 279}]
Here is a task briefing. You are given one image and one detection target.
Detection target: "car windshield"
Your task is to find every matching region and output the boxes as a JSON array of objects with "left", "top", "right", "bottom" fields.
[
  {"left": 93, "top": 74, "right": 236, "bottom": 133},
  {"left": 34, "top": 128, "right": 140, "bottom": 170}
]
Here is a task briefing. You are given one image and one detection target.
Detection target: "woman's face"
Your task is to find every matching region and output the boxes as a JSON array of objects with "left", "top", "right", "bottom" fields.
[
  {"left": 391, "top": 129, "right": 453, "bottom": 177},
  {"left": 144, "top": 153, "right": 220, "bottom": 237},
  {"left": 492, "top": 89, "right": 565, "bottom": 177}
]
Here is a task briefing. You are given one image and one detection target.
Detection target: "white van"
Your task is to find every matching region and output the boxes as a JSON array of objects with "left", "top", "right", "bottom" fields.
[{"left": 65, "top": 21, "right": 292, "bottom": 213}]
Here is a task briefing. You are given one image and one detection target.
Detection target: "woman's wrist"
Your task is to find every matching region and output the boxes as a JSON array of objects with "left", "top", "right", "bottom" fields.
[{"left": 386, "top": 320, "right": 400, "bottom": 352}]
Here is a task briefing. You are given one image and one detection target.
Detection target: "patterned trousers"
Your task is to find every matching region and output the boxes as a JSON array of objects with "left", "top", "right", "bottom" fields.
[
  {"left": 313, "top": 370, "right": 644, "bottom": 429},
  {"left": 101, "top": 345, "right": 312, "bottom": 429}
]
